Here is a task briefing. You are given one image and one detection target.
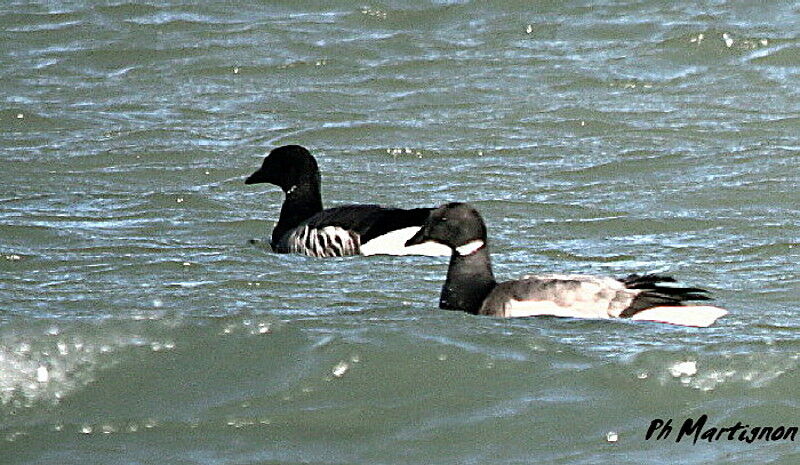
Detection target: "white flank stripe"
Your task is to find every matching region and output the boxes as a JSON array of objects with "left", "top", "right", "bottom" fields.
[
  {"left": 361, "top": 227, "right": 451, "bottom": 257},
  {"left": 288, "top": 225, "right": 359, "bottom": 257},
  {"left": 503, "top": 300, "right": 729, "bottom": 327},
  {"left": 630, "top": 305, "right": 728, "bottom": 328},
  {"left": 320, "top": 226, "right": 356, "bottom": 256},
  {"left": 504, "top": 299, "right": 599, "bottom": 319}
]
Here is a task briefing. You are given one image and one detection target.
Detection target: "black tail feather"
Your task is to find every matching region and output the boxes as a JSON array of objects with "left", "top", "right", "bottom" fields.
[
  {"left": 620, "top": 273, "right": 676, "bottom": 287},
  {"left": 619, "top": 273, "right": 714, "bottom": 318}
]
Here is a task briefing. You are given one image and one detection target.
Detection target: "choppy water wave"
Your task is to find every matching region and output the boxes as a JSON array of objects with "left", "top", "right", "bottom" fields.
[{"left": 1, "top": 315, "right": 799, "bottom": 463}]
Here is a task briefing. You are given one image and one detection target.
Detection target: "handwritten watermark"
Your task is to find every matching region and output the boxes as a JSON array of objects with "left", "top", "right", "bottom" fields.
[{"left": 645, "top": 415, "right": 797, "bottom": 444}]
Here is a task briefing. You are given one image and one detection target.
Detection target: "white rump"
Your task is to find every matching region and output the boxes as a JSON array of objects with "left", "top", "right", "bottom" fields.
[
  {"left": 630, "top": 305, "right": 728, "bottom": 328},
  {"left": 360, "top": 227, "right": 451, "bottom": 257}
]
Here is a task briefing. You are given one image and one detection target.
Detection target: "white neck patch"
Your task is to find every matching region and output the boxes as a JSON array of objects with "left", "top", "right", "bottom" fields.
[
  {"left": 286, "top": 185, "right": 297, "bottom": 195},
  {"left": 455, "top": 240, "right": 485, "bottom": 256}
]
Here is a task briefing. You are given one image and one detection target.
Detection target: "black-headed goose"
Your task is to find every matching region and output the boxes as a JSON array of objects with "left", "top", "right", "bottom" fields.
[
  {"left": 245, "top": 145, "right": 450, "bottom": 257},
  {"left": 405, "top": 203, "right": 728, "bottom": 327}
]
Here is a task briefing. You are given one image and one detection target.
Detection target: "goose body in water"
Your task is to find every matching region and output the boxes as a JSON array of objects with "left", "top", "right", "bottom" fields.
[
  {"left": 245, "top": 145, "right": 450, "bottom": 257},
  {"left": 405, "top": 203, "right": 728, "bottom": 327}
]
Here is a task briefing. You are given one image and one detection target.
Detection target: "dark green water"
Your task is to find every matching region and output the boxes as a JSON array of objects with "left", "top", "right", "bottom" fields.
[{"left": 2, "top": 1, "right": 799, "bottom": 463}]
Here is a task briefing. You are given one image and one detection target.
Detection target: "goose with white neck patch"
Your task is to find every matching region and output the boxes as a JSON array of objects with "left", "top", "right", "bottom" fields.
[
  {"left": 405, "top": 203, "right": 728, "bottom": 327},
  {"left": 244, "top": 145, "right": 450, "bottom": 257}
]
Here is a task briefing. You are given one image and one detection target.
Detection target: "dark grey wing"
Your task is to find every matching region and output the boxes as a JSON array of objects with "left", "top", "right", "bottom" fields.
[
  {"left": 279, "top": 205, "right": 436, "bottom": 257},
  {"left": 301, "top": 205, "right": 432, "bottom": 243},
  {"left": 479, "top": 274, "right": 636, "bottom": 318},
  {"left": 481, "top": 273, "right": 714, "bottom": 320}
]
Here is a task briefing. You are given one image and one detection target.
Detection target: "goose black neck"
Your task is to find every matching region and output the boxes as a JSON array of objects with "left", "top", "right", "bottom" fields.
[
  {"left": 440, "top": 246, "right": 496, "bottom": 314},
  {"left": 272, "top": 178, "right": 323, "bottom": 247}
]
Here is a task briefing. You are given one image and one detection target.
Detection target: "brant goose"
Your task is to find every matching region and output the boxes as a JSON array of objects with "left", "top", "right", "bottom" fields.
[
  {"left": 245, "top": 145, "right": 450, "bottom": 257},
  {"left": 405, "top": 203, "right": 728, "bottom": 327}
]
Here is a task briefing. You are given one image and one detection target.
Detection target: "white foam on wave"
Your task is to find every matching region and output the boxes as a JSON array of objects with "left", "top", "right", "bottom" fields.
[
  {"left": 0, "top": 325, "right": 177, "bottom": 410},
  {"left": 648, "top": 353, "right": 798, "bottom": 392}
]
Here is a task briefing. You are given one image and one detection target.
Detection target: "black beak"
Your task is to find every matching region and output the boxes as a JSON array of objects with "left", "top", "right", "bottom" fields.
[
  {"left": 244, "top": 168, "right": 266, "bottom": 185},
  {"left": 405, "top": 226, "right": 430, "bottom": 247}
]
